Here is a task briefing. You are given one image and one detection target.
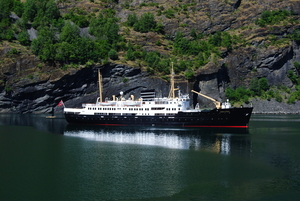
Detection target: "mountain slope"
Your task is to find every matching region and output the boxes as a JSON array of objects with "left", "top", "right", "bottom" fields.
[{"left": 1, "top": 0, "right": 300, "bottom": 113}]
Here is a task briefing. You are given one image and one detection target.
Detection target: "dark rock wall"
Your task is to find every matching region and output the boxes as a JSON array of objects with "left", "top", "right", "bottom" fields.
[{"left": 0, "top": 64, "right": 175, "bottom": 113}]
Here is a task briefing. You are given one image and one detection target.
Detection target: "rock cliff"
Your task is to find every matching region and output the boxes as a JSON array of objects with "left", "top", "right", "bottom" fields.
[{"left": 1, "top": 0, "right": 300, "bottom": 113}]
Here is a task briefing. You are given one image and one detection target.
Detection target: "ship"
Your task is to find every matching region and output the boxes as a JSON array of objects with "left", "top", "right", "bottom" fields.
[{"left": 64, "top": 66, "right": 253, "bottom": 128}]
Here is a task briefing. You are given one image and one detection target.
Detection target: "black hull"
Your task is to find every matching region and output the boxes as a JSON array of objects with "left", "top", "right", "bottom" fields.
[{"left": 64, "top": 107, "right": 253, "bottom": 128}]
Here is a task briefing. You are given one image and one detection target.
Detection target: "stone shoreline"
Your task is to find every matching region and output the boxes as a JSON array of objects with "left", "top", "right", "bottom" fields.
[{"left": 244, "top": 98, "right": 300, "bottom": 114}]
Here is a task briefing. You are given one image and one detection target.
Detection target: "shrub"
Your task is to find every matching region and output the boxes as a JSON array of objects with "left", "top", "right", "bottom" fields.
[
  {"left": 255, "top": 10, "right": 291, "bottom": 27},
  {"left": 133, "top": 12, "right": 157, "bottom": 33},
  {"left": 126, "top": 13, "right": 138, "bottom": 27},
  {"left": 184, "top": 69, "right": 194, "bottom": 80},
  {"left": 108, "top": 49, "right": 118, "bottom": 60},
  {"left": 18, "top": 30, "right": 30, "bottom": 46},
  {"left": 287, "top": 70, "right": 298, "bottom": 84},
  {"left": 258, "top": 77, "right": 269, "bottom": 91},
  {"left": 294, "top": 61, "right": 300, "bottom": 70},
  {"left": 126, "top": 48, "right": 135, "bottom": 61},
  {"left": 225, "top": 86, "right": 251, "bottom": 103},
  {"left": 164, "top": 9, "right": 175, "bottom": 18}
]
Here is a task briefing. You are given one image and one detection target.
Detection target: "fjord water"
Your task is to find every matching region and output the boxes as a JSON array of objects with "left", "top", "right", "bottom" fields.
[{"left": 1, "top": 114, "right": 300, "bottom": 201}]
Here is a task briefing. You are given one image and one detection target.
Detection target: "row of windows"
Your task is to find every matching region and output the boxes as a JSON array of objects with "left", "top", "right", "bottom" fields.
[
  {"left": 88, "top": 107, "right": 178, "bottom": 111},
  {"left": 76, "top": 116, "right": 229, "bottom": 122}
]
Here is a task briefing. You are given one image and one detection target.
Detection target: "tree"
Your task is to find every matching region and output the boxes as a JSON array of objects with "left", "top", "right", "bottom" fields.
[
  {"left": 209, "top": 31, "right": 222, "bottom": 47},
  {"left": 23, "top": 0, "right": 37, "bottom": 22},
  {"left": 0, "top": 0, "right": 14, "bottom": 21},
  {"left": 126, "top": 48, "right": 135, "bottom": 61},
  {"left": 145, "top": 51, "right": 160, "bottom": 68},
  {"left": 0, "top": 0, "right": 14, "bottom": 40},
  {"left": 174, "top": 32, "right": 190, "bottom": 54},
  {"left": 108, "top": 49, "right": 118, "bottom": 60},
  {"left": 73, "top": 37, "right": 98, "bottom": 63},
  {"left": 190, "top": 28, "right": 197, "bottom": 40},
  {"left": 258, "top": 78, "right": 269, "bottom": 91},
  {"left": 59, "top": 21, "right": 80, "bottom": 43},
  {"left": 55, "top": 41, "right": 75, "bottom": 63},
  {"left": 18, "top": 30, "right": 30, "bottom": 46},
  {"left": 89, "top": 11, "right": 120, "bottom": 43},
  {"left": 221, "top": 32, "right": 232, "bottom": 51},
  {"left": 45, "top": 0, "right": 60, "bottom": 20},
  {"left": 154, "top": 22, "right": 164, "bottom": 34},
  {"left": 13, "top": 0, "right": 24, "bottom": 17},
  {"left": 126, "top": 13, "right": 138, "bottom": 27},
  {"left": 31, "top": 26, "right": 57, "bottom": 58},
  {"left": 133, "top": 12, "right": 157, "bottom": 33}
]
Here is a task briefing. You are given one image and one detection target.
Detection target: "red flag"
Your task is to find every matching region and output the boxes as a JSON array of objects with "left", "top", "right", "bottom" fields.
[{"left": 57, "top": 100, "right": 64, "bottom": 107}]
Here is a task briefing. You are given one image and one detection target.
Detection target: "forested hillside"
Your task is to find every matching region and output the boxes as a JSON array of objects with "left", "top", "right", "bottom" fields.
[{"left": 1, "top": 0, "right": 300, "bottom": 113}]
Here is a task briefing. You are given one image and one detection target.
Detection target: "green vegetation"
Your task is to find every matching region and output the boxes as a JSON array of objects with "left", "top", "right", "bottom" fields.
[
  {"left": 172, "top": 31, "right": 238, "bottom": 67},
  {"left": 255, "top": 10, "right": 291, "bottom": 27},
  {"left": 126, "top": 12, "right": 163, "bottom": 33},
  {"left": 1, "top": 0, "right": 300, "bottom": 99},
  {"left": 63, "top": 9, "right": 89, "bottom": 28},
  {"left": 0, "top": 0, "right": 123, "bottom": 66},
  {"left": 225, "top": 78, "right": 269, "bottom": 103},
  {"left": 226, "top": 70, "right": 300, "bottom": 105},
  {"left": 291, "top": 29, "right": 300, "bottom": 44}
]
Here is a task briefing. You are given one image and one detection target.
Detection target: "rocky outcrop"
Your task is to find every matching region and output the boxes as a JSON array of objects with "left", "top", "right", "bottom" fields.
[
  {"left": 0, "top": 63, "right": 175, "bottom": 113},
  {"left": 1, "top": 0, "right": 300, "bottom": 113},
  {"left": 191, "top": 41, "right": 299, "bottom": 109}
]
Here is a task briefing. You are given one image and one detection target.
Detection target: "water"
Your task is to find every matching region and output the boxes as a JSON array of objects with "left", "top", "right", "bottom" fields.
[{"left": 1, "top": 114, "right": 300, "bottom": 200}]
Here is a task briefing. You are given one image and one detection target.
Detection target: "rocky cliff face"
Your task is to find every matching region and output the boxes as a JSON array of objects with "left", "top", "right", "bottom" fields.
[
  {"left": 1, "top": 0, "right": 300, "bottom": 113},
  {"left": 0, "top": 58, "right": 175, "bottom": 113},
  {"left": 1, "top": 40, "right": 300, "bottom": 113}
]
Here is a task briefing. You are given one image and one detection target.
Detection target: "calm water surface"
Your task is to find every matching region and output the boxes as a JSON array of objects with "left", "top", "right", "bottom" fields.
[{"left": 1, "top": 114, "right": 300, "bottom": 201}]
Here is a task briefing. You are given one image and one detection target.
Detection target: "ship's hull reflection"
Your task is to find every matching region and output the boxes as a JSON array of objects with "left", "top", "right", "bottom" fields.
[{"left": 64, "top": 125, "right": 251, "bottom": 155}]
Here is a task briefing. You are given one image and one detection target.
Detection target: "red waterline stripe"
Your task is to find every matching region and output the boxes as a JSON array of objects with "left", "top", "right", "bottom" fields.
[{"left": 184, "top": 125, "right": 249, "bottom": 128}]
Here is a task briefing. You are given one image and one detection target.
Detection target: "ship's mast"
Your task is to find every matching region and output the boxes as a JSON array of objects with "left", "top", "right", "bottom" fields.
[
  {"left": 168, "top": 62, "right": 175, "bottom": 99},
  {"left": 98, "top": 69, "right": 103, "bottom": 102}
]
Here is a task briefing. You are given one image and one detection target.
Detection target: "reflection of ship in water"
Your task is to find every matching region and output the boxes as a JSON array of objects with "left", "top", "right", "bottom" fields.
[{"left": 64, "top": 125, "right": 251, "bottom": 156}]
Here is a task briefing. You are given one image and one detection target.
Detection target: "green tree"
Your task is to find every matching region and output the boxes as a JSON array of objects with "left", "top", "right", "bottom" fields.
[
  {"left": 45, "top": 0, "right": 60, "bottom": 21},
  {"left": 13, "top": 0, "right": 24, "bottom": 17},
  {"left": 59, "top": 21, "right": 80, "bottom": 43},
  {"left": 154, "top": 22, "right": 164, "bottom": 34},
  {"left": 256, "top": 10, "right": 291, "bottom": 27},
  {"left": 184, "top": 68, "right": 194, "bottom": 80},
  {"left": 249, "top": 78, "right": 261, "bottom": 96},
  {"left": 126, "top": 48, "right": 135, "bottom": 61},
  {"left": 221, "top": 32, "right": 232, "bottom": 51},
  {"left": 77, "top": 37, "right": 99, "bottom": 63},
  {"left": 209, "top": 31, "right": 222, "bottom": 47},
  {"left": 258, "top": 77, "right": 269, "bottom": 91},
  {"left": 190, "top": 28, "right": 197, "bottom": 40},
  {"left": 173, "top": 32, "right": 190, "bottom": 54},
  {"left": 294, "top": 61, "right": 300, "bottom": 70},
  {"left": 145, "top": 51, "right": 160, "bottom": 68},
  {"left": 89, "top": 11, "right": 120, "bottom": 44},
  {"left": 55, "top": 41, "right": 75, "bottom": 63},
  {"left": 133, "top": 12, "right": 157, "bottom": 33},
  {"left": 126, "top": 13, "right": 138, "bottom": 27},
  {"left": 23, "top": 0, "right": 37, "bottom": 22},
  {"left": 291, "top": 29, "right": 300, "bottom": 43},
  {"left": 0, "top": 0, "right": 15, "bottom": 40},
  {"left": 0, "top": 0, "right": 14, "bottom": 21},
  {"left": 63, "top": 10, "right": 89, "bottom": 28},
  {"left": 225, "top": 86, "right": 251, "bottom": 103},
  {"left": 287, "top": 70, "right": 298, "bottom": 84},
  {"left": 18, "top": 30, "right": 30, "bottom": 46},
  {"left": 31, "top": 26, "right": 57, "bottom": 59},
  {"left": 108, "top": 49, "right": 118, "bottom": 60}
]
